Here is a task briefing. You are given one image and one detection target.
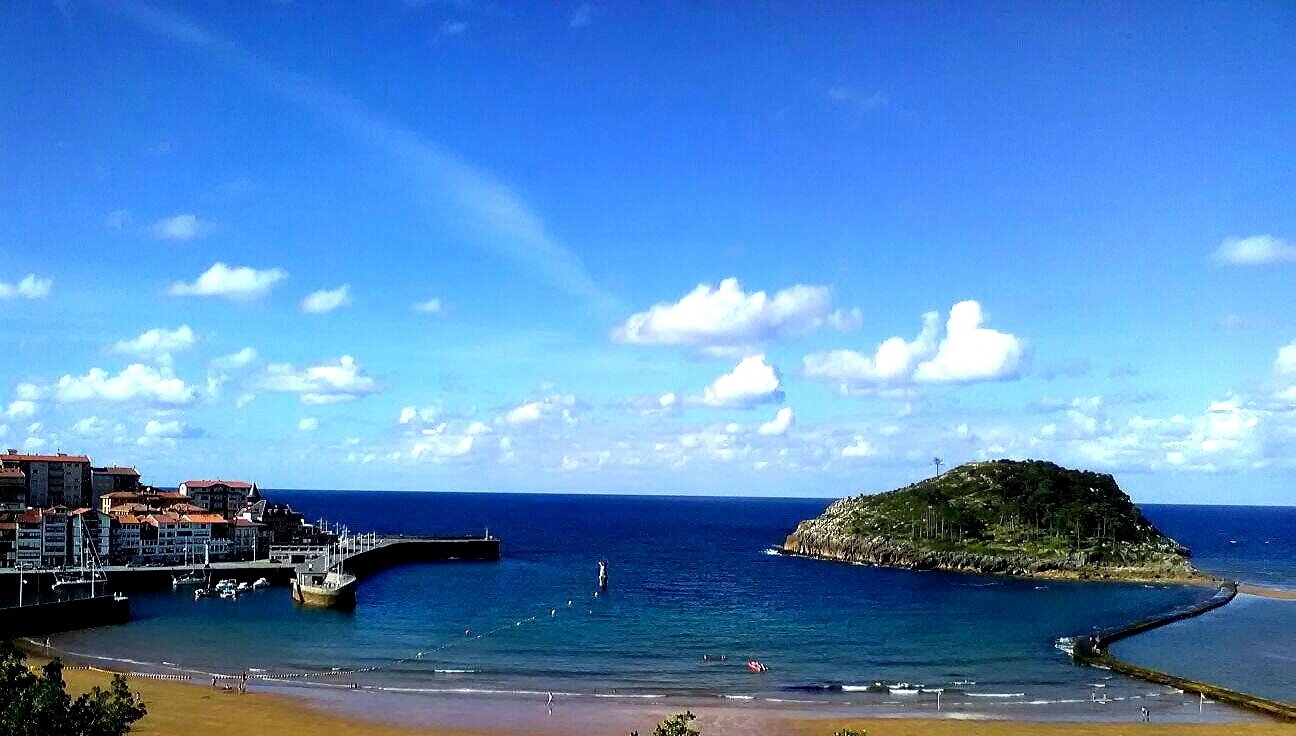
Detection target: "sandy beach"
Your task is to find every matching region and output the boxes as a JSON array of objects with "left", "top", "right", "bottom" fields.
[{"left": 45, "top": 663, "right": 1296, "bottom": 736}]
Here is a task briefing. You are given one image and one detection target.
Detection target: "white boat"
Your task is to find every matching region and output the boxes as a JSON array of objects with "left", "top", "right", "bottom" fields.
[
  {"left": 219, "top": 588, "right": 237, "bottom": 599},
  {"left": 172, "top": 545, "right": 206, "bottom": 587},
  {"left": 237, "top": 581, "right": 251, "bottom": 591},
  {"left": 53, "top": 517, "right": 108, "bottom": 590},
  {"left": 216, "top": 578, "right": 237, "bottom": 591},
  {"left": 252, "top": 577, "right": 270, "bottom": 589}
]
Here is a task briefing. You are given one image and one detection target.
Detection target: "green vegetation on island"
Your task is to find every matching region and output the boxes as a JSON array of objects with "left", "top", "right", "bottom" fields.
[{"left": 782, "top": 460, "right": 1209, "bottom": 583}]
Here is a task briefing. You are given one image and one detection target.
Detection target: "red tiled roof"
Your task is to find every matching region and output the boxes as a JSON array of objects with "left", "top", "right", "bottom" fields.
[
  {"left": 154, "top": 492, "right": 186, "bottom": 500},
  {"left": 20, "top": 509, "right": 43, "bottom": 524},
  {"left": 183, "top": 513, "right": 228, "bottom": 524},
  {"left": 0, "top": 467, "right": 24, "bottom": 477},
  {"left": 181, "top": 480, "right": 254, "bottom": 489},
  {"left": 111, "top": 513, "right": 142, "bottom": 525},
  {"left": 1, "top": 452, "right": 91, "bottom": 463},
  {"left": 0, "top": 522, "right": 16, "bottom": 530},
  {"left": 93, "top": 467, "right": 139, "bottom": 476},
  {"left": 102, "top": 492, "right": 142, "bottom": 499}
]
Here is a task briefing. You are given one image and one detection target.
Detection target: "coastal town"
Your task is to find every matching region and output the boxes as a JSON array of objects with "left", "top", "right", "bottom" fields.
[{"left": 0, "top": 449, "right": 314, "bottom": 570}]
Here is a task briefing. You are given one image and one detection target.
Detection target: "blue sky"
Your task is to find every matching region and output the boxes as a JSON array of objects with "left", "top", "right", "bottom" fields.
[{"left": 2, "top": 1, "right": 1294, "bottom": 503}]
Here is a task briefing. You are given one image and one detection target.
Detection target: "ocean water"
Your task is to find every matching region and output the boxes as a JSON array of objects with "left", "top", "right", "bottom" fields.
[{"left": 50, "top": 494, "right": 1295, "bottom": 720}]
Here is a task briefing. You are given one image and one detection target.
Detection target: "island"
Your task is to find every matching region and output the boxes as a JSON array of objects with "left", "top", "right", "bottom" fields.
[{"left": 782, "top": 459, "right": 1213, "bottom": 583}]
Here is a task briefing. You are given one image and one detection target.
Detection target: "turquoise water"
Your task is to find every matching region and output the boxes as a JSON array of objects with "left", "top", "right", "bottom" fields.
[{"left": 48, "top": 494, "right": 1295, "bottom": 718}]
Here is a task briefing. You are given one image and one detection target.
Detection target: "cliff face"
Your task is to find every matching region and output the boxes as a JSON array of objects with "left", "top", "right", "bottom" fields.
[{"left": 782, "top": 460, "right": 1207, "bottom": 583}]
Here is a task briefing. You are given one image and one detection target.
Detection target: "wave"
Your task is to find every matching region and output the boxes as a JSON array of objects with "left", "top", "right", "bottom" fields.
[
  {"left": 966, "top": 692, "right": 1025, "bottom": 698},
  {"left": 762, "top": 548, "right": 782, "bottom": 556}
]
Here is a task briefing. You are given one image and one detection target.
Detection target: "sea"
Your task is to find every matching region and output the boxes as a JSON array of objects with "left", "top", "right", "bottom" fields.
[{"left": 47, "top": 493, "right": 1296, "bottom": 725}]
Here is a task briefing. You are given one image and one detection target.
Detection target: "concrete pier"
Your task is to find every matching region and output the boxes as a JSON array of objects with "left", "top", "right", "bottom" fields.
[
  {"left": 1071, "top": 581, "right": 1296, "bottom": 722},
  {"left": 0, "top": 595, "right": 130, "bottom": 638}
]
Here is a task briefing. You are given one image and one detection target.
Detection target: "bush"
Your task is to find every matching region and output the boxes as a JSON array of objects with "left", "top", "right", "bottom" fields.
[
  {"left": 628, "top": 710, "right": 700, "bottom": 736},
  {"left": 0, "top": 641, "right": 147, "bottom": 736}
]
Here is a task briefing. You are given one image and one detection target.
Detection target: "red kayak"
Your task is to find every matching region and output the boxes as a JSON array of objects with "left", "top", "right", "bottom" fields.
[{"left": 746, "top": 659, "right": 768, "bottom": 673}]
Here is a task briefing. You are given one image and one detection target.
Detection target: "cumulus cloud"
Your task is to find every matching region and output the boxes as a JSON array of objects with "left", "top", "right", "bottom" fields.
[
  {"left": 412, "top": 298, "right": 442, "bottom": 314},
  {"left": 301, "top": 284, "right": 352, "bottom": 314},
  {"left": 698, "top": 355, "right": 785, "bottom": 408},
  {"left": 169, "top": 262, "right": 287, "bottom": 300},
  {"left": 612, "top": 278, "right": 859, "bottom": 351},
  {"left": 759, "top": 407, "right": 795, "bottom": 436},
  {"left": 505, "top": 394, "right": 577, "bottom": 425},
  {"left": 211, "top": 347, "right": 258, "bottom": 370},
  {"left": 261, "top": 355, "right": 379, "bottom": 404},
  {"left": 150, "top": 213, "right": 211, "bottom": 240},
  {"left": 1213, "top": 235, "right": 1296, "bottom": 265},
  {"left": 804, "top": 300, "right": 1024, "bottom": 390},
  {"left": 399, "top": 406, "right": 439, "bottom": 425},
  {"left": 841, "top": 436, "right": 875, "bottom": 457},
  {"left": 114, "top": 325, "right": 196, "bottom": 359},
  {"left": 298, "top": 417, "right": 319, "bottom": 431},
  {"left": 144, "top": 419, "right": 203, "bottom": 438},
  {"left": 1277, "top": 340, "right": 1296, "bottom": 375},
  {"left": 23, "top": 364, "right": 198, "bottom": 405},
  {"left": 411, "top": 435, "right": 474, "bottom": 459},
  {"left": 6, "top": 401, "right": 37, "bottom": 419},
  {"left": 0, "top": 274, "right": 52, "bottom": 300}
]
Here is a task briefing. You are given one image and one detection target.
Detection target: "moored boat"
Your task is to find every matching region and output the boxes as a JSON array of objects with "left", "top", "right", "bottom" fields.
[{"left": 292, "top": 569, "right": 357, "bottom": 609}]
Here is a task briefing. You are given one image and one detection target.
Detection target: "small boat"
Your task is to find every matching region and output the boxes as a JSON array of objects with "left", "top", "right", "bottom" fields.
[
  {"left": 215, "top": 579, "right": 237, "bottom": 592},
  {"left": 252, "top": 577, "right": 270, "bottom": 589},
  {"left": 52, "top": 568, "right": 108, "bottom": 589},
  {"left": 746, "top": 659, "right": 768, "bottom": 673},
  {"left": 173, "top": 571, "right": 205, "bottom": 587},
  {"left": 219, "top": 588, "right": 237, "bottom": 600},
  {"left": 194, "top": 588, "right": 212, "bottom": 600},
  {"left": 237, "top": 581, "right": 251, "bottom": 592}
]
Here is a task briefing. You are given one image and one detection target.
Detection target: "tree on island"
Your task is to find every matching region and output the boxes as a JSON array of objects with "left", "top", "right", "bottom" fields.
[{"left": 0, "top": 641, "right": 147, "bottom": 736}]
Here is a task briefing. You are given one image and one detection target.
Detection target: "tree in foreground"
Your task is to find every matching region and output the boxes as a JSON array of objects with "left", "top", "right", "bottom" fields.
[
  {"left": 0, "top": 641, "right": 147, "bottom": 736},
  {"left": 628, "top": 710, "right": 701, "bottom": 736}
]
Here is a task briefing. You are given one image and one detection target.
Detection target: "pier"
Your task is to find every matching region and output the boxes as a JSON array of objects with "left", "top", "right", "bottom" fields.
[{"left": 1071, "top": 581, "right": 1296, "bottom": 722}]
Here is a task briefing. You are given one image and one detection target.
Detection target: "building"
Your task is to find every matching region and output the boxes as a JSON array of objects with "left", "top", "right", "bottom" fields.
[
  {"left": 108, "top": 514, "right": 143, "bottom": 565},
  {"left": 231, "top": 518, "right": 267, "bottom": 560},
  {"left": 15, "top": 510, "right": 43, "bottom": 568},
  {"left": 68, "top": 508, "right": 111, "bottom": 566},
  {"left": 179, "top": 480, "right": 258, "bottom": 519},
  {"left": 91, "top": 466, "right": 141, "bottom": 501},
  {"left": 100, "top": 489, "right": 190, "bottom": 515},
  {"left": 39, "top": 507, "right": 69, "bottom": 567},
  {"left": 0, "top": 467, "right": 25, "bottom": 512},
  {"left": 241, "top": 499, "right": 306, "bottom": 544},
  {"left": 0, "top": 450, "right": 92, "bottom": 508},
  {"left": 0, "top": 520, "right": 16, "bottom": 567}
]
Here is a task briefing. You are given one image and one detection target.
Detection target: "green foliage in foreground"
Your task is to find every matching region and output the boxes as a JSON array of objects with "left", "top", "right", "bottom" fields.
[
  {"left": 628, "top": 710, "right": 701, "bottom": 736},
  {"left": 0, "top": 641, "right": 147, "bottom": 736}
]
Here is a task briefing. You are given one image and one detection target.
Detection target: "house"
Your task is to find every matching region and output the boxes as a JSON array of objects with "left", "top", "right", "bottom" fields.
[
  {"left": 231, "top": 518, "right": 266, "bottom": 560},
  {"left": 91, "top": 466, "right": 141, "bottom": 502},
  {"left": 0, "top": 468, "right": 25, "bottom": 512},
  {"left": 108, "top": 514, "right": 143, "bottom": 565},
  {"left": 240, "top": 499, "right": 305, "bottom": 544},
  {"left": 68, "top": 508, "right": 111, "bottom": 566},
  {"left": 0, "top": 451, "right": 92, "bottom": 508},
  {"left": 15, "top": 509, "right": 43, "bottom": 568},
  {"left": 179, "top": 480, "right": 258, "bottom": 519},
  {"left": 0, "top": 520, "right": 16, "bottom": 567},
  {"left": 39, "top": 507, "right": 69, "bottom": 568}
]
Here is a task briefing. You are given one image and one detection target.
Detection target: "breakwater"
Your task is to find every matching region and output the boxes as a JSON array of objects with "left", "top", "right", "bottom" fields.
[
  {"left": 1072, "top": 581, "right": 1296, "bottom": 722},
  {"left": 0, "top": 595, "right": 130, "bottom": 638}
]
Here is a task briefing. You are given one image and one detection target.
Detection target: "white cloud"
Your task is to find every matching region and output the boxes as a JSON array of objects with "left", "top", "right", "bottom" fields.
[
  {"left": 569, "top": 3, "right": 592, "bottom": 28},
  {"left": 211, "top": 347, "right": 258, "bottom": 370},
  {"left": 612, "top": 278, "right": 858, "bottom": 350},
  {"left": 827, "top": 86, "right": 889, "bottom": 113},
  {"left": 150, "top": 213, "right": 211, "bottom": 240},
  {"left": 412, "top": 298, "right": 442, "bottom": 314},
  {"left": 169, "top": 262, "right": 287, "bottom": 300},
  {"left": 114, "top": 325, "right": 196, "bottom": 359},
  {"left": 505, "top": 394, "right": 577, "bottom": 425},
  {"left": 466, "top": 421, "right": 491, "bottom": 435},
  {"left": 759, "top": 407, "right": 795, "bottom": 436},
  {"left": 804, "top": 301, "right": 1024, "bottom": 390},
  {"left": 301, "top": 284, "right": 352, "bottom": 314},
  {"left": 144, "top": 419, "right": 202, "bottom": 438},
  {"left": 1277, "top": 341, "right": 1296, "bottom": 375},
  {"left": 71, "top": 417, "right": 116, "bottom": 436},
  {"left": 399, "top": 406, "right": 439, "bottom": 425},
  {"left": 29, "top": 364, "right": 198, "bottom": 405},
  {"left": 914, "top": 301, "right": 1025, "bottom": 383},
  {"left": 1213, "top": 235, "right": 1296, "bottom": 265},
  {"left": 261, "top": 355, "right": 379, "bottom": 404},
  {"left": 6, "top": 401, "right": 37, "bottom": 420},
  {"left": 412, "top": 435, "right": 474, "bottom": 459},
  {"left": 841, "top": 436, "right": 874, "bottom": 457},
  {"left": 0, "top": 274, "right": 52, "bottom": 300},
  {"left": 298, "top": 417, "right": 319, "bottom": 431},
  {"left": 699, "top": 355, "right": 785, "bottom": 408}
]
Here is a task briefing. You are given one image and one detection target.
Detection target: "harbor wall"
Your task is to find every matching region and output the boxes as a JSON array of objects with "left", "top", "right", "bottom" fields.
[
  {"left": 342, "top": 537, "right": 500, "bottom": 578},
  {"left": 0, "top": 595, "right": 130, "bottom": 638},
  {"left": 1072, "top": 581, "right": 1296, "bottom": 722}
]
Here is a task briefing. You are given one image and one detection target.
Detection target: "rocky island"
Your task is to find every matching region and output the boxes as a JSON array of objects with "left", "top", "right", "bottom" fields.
[{"left": 782, "top": 459, "right": 1213, "bottom": 583}]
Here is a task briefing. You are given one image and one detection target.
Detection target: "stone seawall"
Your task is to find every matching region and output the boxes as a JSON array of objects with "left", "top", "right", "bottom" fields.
[{"left": 0, "top": 595, "right": 130, "bottom": 638}]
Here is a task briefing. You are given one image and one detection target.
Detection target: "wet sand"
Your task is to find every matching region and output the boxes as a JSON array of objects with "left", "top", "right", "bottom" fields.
[
  {"left": 49, "top": 665, "right": 1296, "bottom": 736},
  {"left": 1238, "top": 584, "right": 1296, "bottom": 601}
]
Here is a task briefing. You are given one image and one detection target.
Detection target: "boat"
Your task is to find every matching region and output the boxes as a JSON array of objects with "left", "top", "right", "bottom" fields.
[
  {"left": 252, "top": 577, "right": 270, "bottom": 589},
  {"left": 194, "top": 588, "right": 212, "bottom": 600},
  {"left": 172, "top": 545, "right": 207, "bottom": 587},
  {"left": 219, "top": 588, "right": 237, "bottom": 600},
  {"left": 53, "top": 517, "right": 109, "bottom": 590},
  {"left": 746, "top": 659, "right": 768, "bottom": 673},
  {"left": 236, "top": 581, "right": 251, "bottom": 592}
]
